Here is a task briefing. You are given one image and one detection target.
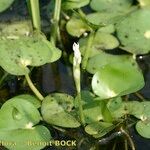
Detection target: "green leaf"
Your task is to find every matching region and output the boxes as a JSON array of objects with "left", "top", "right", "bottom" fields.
[
  {"left": 0, "top": 20, "right": 32, "bottom": 37},
  {"left": 83, "top": 101, "right": 103, "bottom": 123},
  {"left": 62, "top": 0, "right": 90, "bottom": 10},
  {"left": 66, "top": 17, "right": 91, "bottom": 37},
  {"left": 41, "top": 94, "right": 80, "bottom": 128},
  {"left": 86, "top": 12, "right": 123, "bottom": 26},
  {"left": 136, "top": 121, "right": 150, "bottom": 138},
  {"left": 138, "top": 0, "right": 150, "bottom": 7},
  {"left": 0, "top": 125, "right": 51, "bottom": 150},
  {"left": 85, "top": 122, "right": 115, "bottom": 138},
  {"left": 107, "top": 97, "right": 127, "bottom": 119},
  {"left": 125, "top": 101, "right": 144, "bottom": 119},
  {"left": 86, "top": 52, "right": 133, "bottom": 74},
  {"left": 116, "top": 7, "right": 150, "bottom": 54},
  {"left": 92, "top": 62, "right": 144, "bottom": 99},
  {"left": 98, "top": 24, "right": 115, "bottom": 34},
  {"left": 0, "top": 0, "right": 14, "bottom": 12},
  {"left": 0, "top": 97, "right": 41, "bottom": 131},
  {"left": 90, "top": 0, "right": 133, "bottom": 12},
  {"left": 0, "top": 32, "right": 61, "bottom": 75},
  {"left": 14, "top": 94, "right": 41, "bottom": 108},
  {"left": 79, "top": 32, "right": 119, "bottom": 58}
]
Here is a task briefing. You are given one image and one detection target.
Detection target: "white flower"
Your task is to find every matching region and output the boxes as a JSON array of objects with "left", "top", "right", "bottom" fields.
[{"left": 73, "top": 42, "right": 81, "bottom": 66}]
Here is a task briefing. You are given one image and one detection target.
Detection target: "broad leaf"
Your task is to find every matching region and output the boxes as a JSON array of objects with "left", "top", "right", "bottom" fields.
[
  {"left": 136, "top": 121, "right": 150, "bottom": 138},
  {"left": 0, "top": 32, "right": 61, "bottom": 75},
  {"left": 90, "top": 0, "right": 133, "bottom": 12},
  {"left": 85, "top": 122, "right": 115, "bottom": 138},
  {"left": 116, "top": 7, "right": 150, "bottom": 54},
  {"left": 41, "top": 94, "right": 80, "bottom": 128},
  {"left": 0, "top": 97, "right": 41, "bottom": 131},
  {"left": 92, "top": 62, "right": 144, "bottom": 99},
  {"left": 86, "top": 52, "right": 133, "bottom": 74},
  {"left": 0, "top": 125, "right": 51, "bottom": 150},
  {"left": 0, "top": 0, "right": 14, "bottom": 12}
]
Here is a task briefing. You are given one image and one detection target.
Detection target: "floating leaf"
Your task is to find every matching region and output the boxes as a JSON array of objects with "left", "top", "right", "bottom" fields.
[
  {"left": 86, "top": 12, "right": 123, "bottom": 26},
  {"left": 41, "top": 94, "right": 80, "bottom": 128},
  {"left": 66, "top": 17, "right": 91, "bottom": 37},
  {"left": 125, "top": 101, "right": 144, "bottom": 119},
  {"left": 0, "top": 125, "right": 51, "bottom": 150},
  {"left": 0, "top": 97, "right": 41, "bottom": 131},
  {"left": 136, "top": 121, "right": 150, "bottom": 138},
  {"left": 83, "top": 101, "right": 103, "bottom": 123},
  {"left": 116, "top": 8, "right": 150, "bottom": 54},
  {"left": 138, "top": 0, "right": 150, "bottom": 7},
  {"left": 14, "top": 94, "right": 41, "bottom": 108},
  {"left": 92, "top": 62, "right": 144, "bottom": 99},
  {"left": 0, "top": 0, "right": 14, "bottom": 12},
  {"left": 62, "top": 0, "right": 90, "bottom": 10},
  {"left": 85, "top": 122, "right": 115, "bottom": 138},
  {"left": 90, "top": 0, "right": 133, "bottom": 12},
  {"left": 0, "top": 20, "right": 32, "bottom": 36},
  {"left": 79, "top": 32, "right": 119, "bottom": 58},
  {"left": 98, "top": 24, "right": 115, "bottom": 34},
  {"left": 86, "top": 52, "right": 133, "bottom": 74},
  {"left": 0, "top": 32, "right": 61, "bottom": 75}
]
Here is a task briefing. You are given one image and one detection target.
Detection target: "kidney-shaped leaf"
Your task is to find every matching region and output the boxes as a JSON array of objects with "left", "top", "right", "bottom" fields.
[
  {"left": 85, "top": 121, "right": 115, "bottom": 138},
  {"left": 92, "top": 62, "right": 144, "bottom": 99},
  {"left": 116, "top": 7, "right": 150, "bottom": 54},
  {"left": 66, "top": 17, "right": 91, "bottom": 37},
  {"left": 86, "top": 52, "right": 133, "bottom": 74},
  {"left": 90, "top": 0, "right": 133, "bottom": 12},
  {"left": 0, "top": 0, "right": 14, "bottom": 12},
  {"left": 0, "top": 125, "right": 51, "bottom": 150},
  {"left": 0, "top": 32, "right": 61, "bottom": 75},
  {"left": 0, "top": 97, "right": 41, "bottom": 131},
  {"left": 136, "top": 121, "right": 150, "bottom": 138},
  {"left": 41, "top": 94, "right": 80, "bottom": 128}
]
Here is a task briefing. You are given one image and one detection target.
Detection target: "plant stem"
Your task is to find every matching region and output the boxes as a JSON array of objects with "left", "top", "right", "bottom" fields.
[
  {"left": 124, "top": 139, "right": 128, "bottom": 150},
  {"left": 134, "top": 92, "right": 145, "bottom": 101},
  {"left": 25, "top": 74, "right": 44, "bottom": 101},
  {"left": 82, "top": 32, "right": 94, "bottom": 69},
  {"left": 50, "top": 0, "right": 62, "bottom": 45},
  {"left": 0, "top": 72, "right": 8, "bottom": 86},
  {"left": 121, "top": 128, "right": 135, "bottom": 150},
  {"left": 29, "top": 0, "right": 41, "bottom": 30}
]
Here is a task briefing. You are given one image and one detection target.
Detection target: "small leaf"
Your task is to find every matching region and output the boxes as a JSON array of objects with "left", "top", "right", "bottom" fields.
[
  {"left": 66, "top": 17, "right": 91, "bottom": 37},
  {"left": 136, "top": 121, "right": 150, "bottom": 138},
  {"left": 79, "top": 32, "right": 119, "bottom": 58},
  {"left": 85, "top": 122, "right": 115, "bottom": 138},
  {"left": 92, "top": 62, "right": 144, "bottom": 99},
  {"left": 0, "top": 125, "right": 51, "bottom": 150},
  {"left": 0, "top": 0, "right": 15, "bottom": 12},
  {"left": 138, "top": 0, "right": 150, "bottom": 7},
  {"left": 41, "top": 94, "right": 80, "bottom": 128},
  {"left": 98, "top": 24, "right": 115, "bottom": 34}
]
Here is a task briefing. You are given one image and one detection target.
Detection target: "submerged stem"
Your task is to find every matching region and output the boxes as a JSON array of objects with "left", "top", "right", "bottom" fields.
[
  {"left": 121, "top": 128, "right": 135, "bottom": 150},
  {"left": 25, "top": 74, "right": 44, "bottom": 101},
  {"left": 0, "top": 72, "right": 8, "bottom": 86}
]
